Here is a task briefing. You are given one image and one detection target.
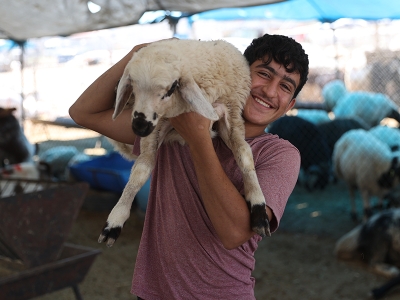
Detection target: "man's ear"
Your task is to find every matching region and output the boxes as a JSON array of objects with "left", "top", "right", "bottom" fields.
[{"left": 285, "top": 98, "right": 296, "bottom": 113}]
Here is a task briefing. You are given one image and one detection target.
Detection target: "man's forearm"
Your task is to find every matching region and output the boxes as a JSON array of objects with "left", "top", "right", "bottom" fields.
[{"left": 188, "top": 138, "right": 256, "bottom": 249}]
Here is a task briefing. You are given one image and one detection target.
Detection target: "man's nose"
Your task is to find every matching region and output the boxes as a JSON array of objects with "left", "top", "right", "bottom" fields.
[{"left": 264, "top": 81, "right": 278, "bottom": 98}]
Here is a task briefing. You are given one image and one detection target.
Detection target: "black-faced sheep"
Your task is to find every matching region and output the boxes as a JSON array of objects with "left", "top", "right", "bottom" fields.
[
  {"left": 267, "top": 115, "right": 331, "bottom": 191},
  {"left": 333, "top": 129, "right": 400, "bottom": 221},
  {"left": 0, "top": 107, "right": 36, "bottom": 167},
  {"left": 334, "top": 208, "right": 400, "bottom": 299},
  {"left": 99, "top": 39, "right": 269, "bottom": 247}
]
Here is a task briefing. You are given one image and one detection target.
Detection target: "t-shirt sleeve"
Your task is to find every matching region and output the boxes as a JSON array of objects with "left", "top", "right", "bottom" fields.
[{"left": 252, "top": 136, "right": 301, "bottom": 233}]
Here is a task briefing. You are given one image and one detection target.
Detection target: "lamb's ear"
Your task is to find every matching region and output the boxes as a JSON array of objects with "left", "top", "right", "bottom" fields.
[
  {"left": 113, "top": 74, "right": 133, "bottom": 120},
  {"left": 179, "top": 77, "right": 219, "bottom": 121}
]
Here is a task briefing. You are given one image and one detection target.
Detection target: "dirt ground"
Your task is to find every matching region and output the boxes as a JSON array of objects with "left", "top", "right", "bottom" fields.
[{"left": 23, "top": 179, "right": 398, "bottom": 300}]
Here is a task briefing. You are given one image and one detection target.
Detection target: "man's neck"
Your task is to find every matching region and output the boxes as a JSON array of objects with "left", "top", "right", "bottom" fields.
[{"left": 244, "top": 123, "right": 267, "bottom": 139}]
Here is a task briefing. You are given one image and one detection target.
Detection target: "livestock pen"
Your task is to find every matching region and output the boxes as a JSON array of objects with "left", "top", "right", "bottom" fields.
[
  {"left": 0, "top": 179, "right": 101, "bottom": 300},
  {"left": 2, "top": 19, "right": 400, "bottom": 299},
  {"left": 0, "top": 111, "right": 398, "bottom": 299}
]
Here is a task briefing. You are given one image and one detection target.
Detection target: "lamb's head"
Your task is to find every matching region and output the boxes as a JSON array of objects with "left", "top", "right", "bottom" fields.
[
  {"left": 131, "top": 81, "right": 179, "bottom": 136},
  {"left": 112, "top": 49, "right": 219, "bottom": 137},
  {"left": 132, "top": 79, "right": 182, "bottom": 137},
  {"left": 113, "top": 56, "right": 184, "bottom": 137},
  {"left": 133, "top": 79, "right": 181, "bottom": 136}
]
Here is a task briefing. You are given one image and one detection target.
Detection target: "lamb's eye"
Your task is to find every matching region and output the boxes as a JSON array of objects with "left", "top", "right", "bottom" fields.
[{"left": 161, "top": 80, "right": 179, "bottom": 100}]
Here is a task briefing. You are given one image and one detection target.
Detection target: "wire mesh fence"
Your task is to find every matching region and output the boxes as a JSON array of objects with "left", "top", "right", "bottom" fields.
[{"left": 1, "top": 19, "right": 400, "bottom": 218}]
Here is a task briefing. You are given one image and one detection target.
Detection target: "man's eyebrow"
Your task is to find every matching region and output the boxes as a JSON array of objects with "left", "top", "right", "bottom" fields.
[{"left": 256, "top": 63, "right": 297, "bottom": 90}]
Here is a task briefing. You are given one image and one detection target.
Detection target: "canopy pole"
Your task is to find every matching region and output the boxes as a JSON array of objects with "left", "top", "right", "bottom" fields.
[
  {"left": 17, "top": 41, "right": 26, "bottom": 128},
  {"left": 374, "top": 21, "right": 380, "bottom": 51},
  {"left": 330, "top": 25, "right": 340, "bottom": 80}
]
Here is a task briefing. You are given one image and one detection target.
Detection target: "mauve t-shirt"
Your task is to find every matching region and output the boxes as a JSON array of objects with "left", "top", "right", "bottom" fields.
[{"left": 131, "top": 133, "right": 300, "bottom": 300}]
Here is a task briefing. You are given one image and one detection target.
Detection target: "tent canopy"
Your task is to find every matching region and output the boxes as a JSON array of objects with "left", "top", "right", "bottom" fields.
[
  {"left": 2, "top": 0, "right": 399, "bottom": 42},
  {"left": 0, "top": 0, "right": 284, "bottom": 41},
  {"left": 190, "top": 0, "right": 400, "bottom": 23}
]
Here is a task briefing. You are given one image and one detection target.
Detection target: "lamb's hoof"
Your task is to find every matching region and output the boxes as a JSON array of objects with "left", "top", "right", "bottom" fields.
[
  {"left": 250, "top": 204, "right": 271, "bottom": 237},
  {"left": 98, "top": 221, "right": 122, "bottom": 247}
]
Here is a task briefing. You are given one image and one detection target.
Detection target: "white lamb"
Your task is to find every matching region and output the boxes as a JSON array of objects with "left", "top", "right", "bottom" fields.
[
  {"left": 333, "top": 129, "right": 400, "bottom": 221},
  {"left": 322, "top": 80, "right": 400, "bottom": 128},
  {"left": 99, "top": 39, "right": 269, "bottom": 247},
  {"left": 332, "top": 92, "right": 400, "bottom": 128}
]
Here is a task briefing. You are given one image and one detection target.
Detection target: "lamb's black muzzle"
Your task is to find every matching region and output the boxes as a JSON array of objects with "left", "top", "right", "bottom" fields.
[{"left": 132, "top": 117, "right": 155, "bottom": 137}]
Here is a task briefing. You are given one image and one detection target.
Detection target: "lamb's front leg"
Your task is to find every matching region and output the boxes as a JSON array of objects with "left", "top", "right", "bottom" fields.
[{"left": 98, "top": 138, "right": 157, "bottom": 247}]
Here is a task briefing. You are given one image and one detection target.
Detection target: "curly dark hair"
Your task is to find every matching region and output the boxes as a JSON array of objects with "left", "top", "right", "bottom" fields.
[{"left": 243, "top": 34, "right": 309, "bottom": 99}]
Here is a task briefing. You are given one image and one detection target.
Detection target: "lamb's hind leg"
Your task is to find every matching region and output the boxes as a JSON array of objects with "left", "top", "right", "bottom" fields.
[
  {"left": 219, "top": 122, "right": 270, "bottom": 237},
  {"left": 98, "top": 137, "right": 157, "bottom": 247}
]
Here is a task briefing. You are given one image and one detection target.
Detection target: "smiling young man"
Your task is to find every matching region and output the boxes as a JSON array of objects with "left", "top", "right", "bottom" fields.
[{"left": 69, "top": 33, "right": 308, "bottom": 299}]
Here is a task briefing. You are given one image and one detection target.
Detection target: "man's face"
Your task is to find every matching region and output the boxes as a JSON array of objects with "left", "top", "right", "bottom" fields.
[{"left": 242, "top": 58, "right": 300, "bottom": 133}]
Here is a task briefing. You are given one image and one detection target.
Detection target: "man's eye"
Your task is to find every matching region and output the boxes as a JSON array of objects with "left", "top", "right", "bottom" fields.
[
  {"left": 258, "top": 71, "right": 270, "bottom": 78},
  {"left": 281, "top": 84, "right": 292, "bottom": 92}
]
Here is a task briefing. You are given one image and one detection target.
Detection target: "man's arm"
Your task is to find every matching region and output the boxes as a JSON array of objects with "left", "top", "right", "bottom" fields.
[
  {"left": 169, "top": 112, "right": 273, "bottom": 249},
  {"left": 69, "top": 43, "right": 149, "bottom": 144}
]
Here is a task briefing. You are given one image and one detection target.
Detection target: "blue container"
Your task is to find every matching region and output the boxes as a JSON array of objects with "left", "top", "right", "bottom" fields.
[{"left": 69, "top": 152, "right": 151, "bottom": 210}]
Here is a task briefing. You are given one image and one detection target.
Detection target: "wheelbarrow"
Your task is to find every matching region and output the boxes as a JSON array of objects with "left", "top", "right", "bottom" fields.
[{"left": 0, "top": 178, "right": 101, "bottom": 300}]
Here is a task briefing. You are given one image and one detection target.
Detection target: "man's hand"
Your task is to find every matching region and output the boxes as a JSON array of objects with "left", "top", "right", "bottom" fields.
[{"left": 169, "top": 112, "right": 212, "bottom": 147}]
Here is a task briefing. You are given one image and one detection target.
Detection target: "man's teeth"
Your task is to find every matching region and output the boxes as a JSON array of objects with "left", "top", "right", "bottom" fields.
[{"left": 255, "top": 97, "right": 270, "bottom": 108}]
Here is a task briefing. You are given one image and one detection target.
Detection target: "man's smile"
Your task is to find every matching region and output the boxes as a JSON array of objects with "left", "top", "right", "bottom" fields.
[{"left": 253, "top": 95, "right": 272, "bottom": 109}]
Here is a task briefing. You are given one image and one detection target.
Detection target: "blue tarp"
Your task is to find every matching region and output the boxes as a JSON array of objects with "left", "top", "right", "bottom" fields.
[{"left": 190, "top": 0, "right": 400, "bottom": 23}]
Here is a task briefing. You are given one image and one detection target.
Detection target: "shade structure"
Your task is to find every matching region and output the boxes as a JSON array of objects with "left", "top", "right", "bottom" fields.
[{"left": 190, "top": 0, "right": 400, "bottom": 23}]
